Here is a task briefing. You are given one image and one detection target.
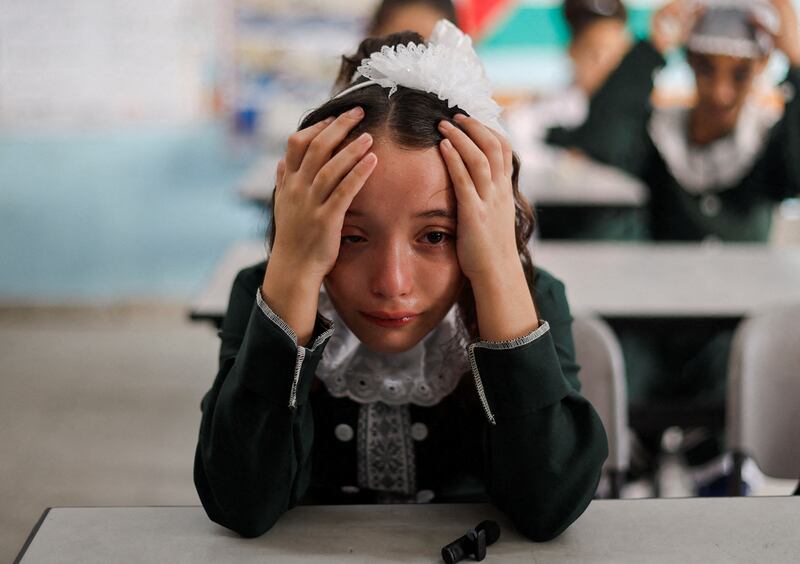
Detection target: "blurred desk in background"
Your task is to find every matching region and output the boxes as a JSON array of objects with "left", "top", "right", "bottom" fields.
[
  {"left": 190, "top": 241, "right": 800, "bottom": 327},
  {"left": 17, "top": 499, "right": 800, "bottom": 563},
  {"left": 521, "top": 152, "right": 647, "bottom": 208}
]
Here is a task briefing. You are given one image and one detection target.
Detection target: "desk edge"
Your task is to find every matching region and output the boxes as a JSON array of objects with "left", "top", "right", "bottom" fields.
[{"left": 14, "top": 507, "right": 51, "bottom": 564}]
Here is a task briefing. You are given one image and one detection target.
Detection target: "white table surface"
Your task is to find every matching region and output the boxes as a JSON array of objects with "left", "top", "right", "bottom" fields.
[
  {"left": 237, "top": 153, "right": 648, "bottom": 208},
  {"left": 17, "top": 499, "right": 800, "bottom": 563},
  {"left": 190, "top": 241, "right": 800, "bottom": 322}
]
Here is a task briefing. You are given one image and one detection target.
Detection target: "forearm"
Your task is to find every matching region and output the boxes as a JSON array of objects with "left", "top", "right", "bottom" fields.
[
  {"left": 755, "top": 66, "right": 800, "bottom": 200},
  {"left": 471, "top": 259, "right": 539, "bottom": 342},
  {"left": 195, "top": 289, "right": 331, "bottom": 537},
  {"left": 547, "top": 41, "right": 663, "bottom": 175},
  {"left": 261, "top": 250, "right": 323, "bottom": 347},
  {"left": 468, "top": 313, "right": 607, "bottom": 541},
  {"left": 487, "top": 395, "right": 607, "bottom": 541},
  {"left": 782, "top": 67, "right": 800, "bottom": 198},
  {"left": 195, "top": 376, "right": 313, "bottom": 537}
]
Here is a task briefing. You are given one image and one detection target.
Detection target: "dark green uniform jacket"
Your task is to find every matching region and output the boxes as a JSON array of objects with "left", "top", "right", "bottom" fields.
[
  {"left": 548, "top": 41, "right": 800, "bottom": 242},
  {"left": 194, "top": 262, "right": 608, "bottom": 541}
]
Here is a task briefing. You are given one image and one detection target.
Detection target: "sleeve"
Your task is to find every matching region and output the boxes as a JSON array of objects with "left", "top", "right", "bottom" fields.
[
  {"left": 468, "top": 273, "right": 608, "bottom": 542},
  {"left": 193, "top": 266, "right": 333, "bottom": 538},
  {"left": 747, "top": 67, "right": 800, "bottom": 201},
  {"left": 546, "top": 40, "right": 665, "bottom": 178}
]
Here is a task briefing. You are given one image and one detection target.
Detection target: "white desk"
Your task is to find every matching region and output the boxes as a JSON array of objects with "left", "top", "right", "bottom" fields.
[
  {"left": 17, "top": 499, "right": 800, "bottom": 563},
  {"left": 189, "top": 241, "right": 800, "bottom": 324},
  {"left": 237, "top": 153, "right": 648, "bottom": 208}
]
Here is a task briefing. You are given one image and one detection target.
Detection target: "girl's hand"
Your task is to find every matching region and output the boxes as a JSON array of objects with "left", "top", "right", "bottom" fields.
[
  {"left": 270, "top": 107, "right": 377, "bottom": 285},
  {"left": 262, "top": 108, "right": 377, "bottom": 346},
  {"left": 762, "top": 0, "right": 800, "bottom": 66},
  {"left": 651, "top": 0, "right": 703, "bottom": 55},
  {"left": 437, "top": 114, "right": 518, "bottom": 283},
  {"left": 438, "top": 115, "right": 539, "bottom": 341}
]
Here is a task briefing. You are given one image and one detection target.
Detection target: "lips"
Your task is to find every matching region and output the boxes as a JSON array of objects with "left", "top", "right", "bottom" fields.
[{"left": 360, "top": 310, "right": 420, "bottom": 328}]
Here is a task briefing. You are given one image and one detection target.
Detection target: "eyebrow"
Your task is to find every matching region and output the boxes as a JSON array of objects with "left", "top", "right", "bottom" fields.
[{"left": 345, "top": 209, "right": 456, "bottom": 220}]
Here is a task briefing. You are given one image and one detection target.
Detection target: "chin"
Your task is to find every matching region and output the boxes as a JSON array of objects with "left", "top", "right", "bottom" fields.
[
  {"left": 357, "top": 333, "right": 423, "bottom": 355},
  {"left": 349, "top": 324, "right": 426, "bottom": 355}
]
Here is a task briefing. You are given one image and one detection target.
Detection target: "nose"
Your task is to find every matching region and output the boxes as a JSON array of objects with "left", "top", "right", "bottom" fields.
[
  {"left": 711, "top": 78, "right": 737, "bottom": 108},
  {"left": 370, "top": 241, "right": 413, "bottom": 299}
]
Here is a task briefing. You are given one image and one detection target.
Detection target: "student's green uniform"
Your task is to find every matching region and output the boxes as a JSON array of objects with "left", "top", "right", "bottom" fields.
[
  {"left": 194, "top": 262, "right": 607, "bottom": 541},
  {"left": 548, "top": 41, "right": 800, "bottom": 243},
  {"left": 547, "top": 40, "right": 800, "bottom": 469}
]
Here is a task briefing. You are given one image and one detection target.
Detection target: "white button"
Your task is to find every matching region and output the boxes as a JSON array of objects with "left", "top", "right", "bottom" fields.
[
  {"left": 416, "top": 489, "right": 435, "bottom": 503},
  {"left": 410, "top": 422, "right": 428, "bottom": 441},
  {"left": 334, "top": 424, "right": 354, "bottom": 442},
  {"left": 341, "top": 486, "right": 360, "bottom": 494},
  {"left": 700, "top": 194, "right": 721, "bottom": 217}
]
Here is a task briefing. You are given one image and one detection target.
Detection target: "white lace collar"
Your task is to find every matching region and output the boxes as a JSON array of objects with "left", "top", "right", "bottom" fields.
[
  {"left": 315, "top": 286, "right": 470, "bottom": 406},
  {"left": 648, "top": 101, "right": 780, "bottom": 194}
]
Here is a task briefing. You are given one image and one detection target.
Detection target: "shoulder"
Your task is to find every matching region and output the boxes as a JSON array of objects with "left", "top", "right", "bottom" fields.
[
  {"left": 222, "top": 261, "right": 267, "bottom": 334},
  {"left": 532, "top": 267, "right": 572, "bottom": 324},
  {"left": 232, "top": 261, "right": 267, "bottom": 295}
]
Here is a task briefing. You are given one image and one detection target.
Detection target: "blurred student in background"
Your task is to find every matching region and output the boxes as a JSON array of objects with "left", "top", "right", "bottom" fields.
[
  {"left": 368, "top": 0, "right": 457, "bottom": 38},
  {"left": 332, "top": 0, "right": 458, "bottom": 94},
  {"left": 506, "top": 0, "right": 643, "bottom": 239},
  {"left": 549, "top": 0, "right": 800, "bottom": 494}
]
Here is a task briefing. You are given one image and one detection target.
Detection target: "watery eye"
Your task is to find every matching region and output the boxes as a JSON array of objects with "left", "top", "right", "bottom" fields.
[{"left": 423, "top": 231, "right": 449, "bottom": 244}]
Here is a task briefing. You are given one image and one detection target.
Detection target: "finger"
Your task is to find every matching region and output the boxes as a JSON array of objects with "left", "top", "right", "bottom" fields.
[
  {"left": 749, "top": 14, "right": 776, "bottom": 41},
  {"left": 452, "top": 114, "right": 507, "bottom": 181},
  {"left": 439, "top": 138, "right": 481, "bottom": 207},
  {"left": 285, "top": 117, "right": 334, "bottom": 172},
  {"left": 275, "top": 158, "right": 286, "bottom": 192},
  {"left": 299, "top": 107, "right": 366, "bottom": 182},
  {"left": 324, "top": 152, "right": 378, "bottom": 214},
  {"left": 311, "top": 132, "right": 374, "bottom": 202},
  {"left": 485, "top": 126, "right": 514, "bottom": 178},
  {"left": 438, "top": 120, "right": 493, "bottom": 198}
]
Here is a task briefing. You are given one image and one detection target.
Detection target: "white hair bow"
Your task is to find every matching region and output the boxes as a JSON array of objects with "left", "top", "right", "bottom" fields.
[{"left": 335, "top": 20, "right": 504, "bottom": 133}]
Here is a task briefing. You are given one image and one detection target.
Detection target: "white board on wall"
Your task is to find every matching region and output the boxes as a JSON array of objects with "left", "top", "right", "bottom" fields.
[{"left": 0, "top": 0, "right": 218, "bottom": 130}]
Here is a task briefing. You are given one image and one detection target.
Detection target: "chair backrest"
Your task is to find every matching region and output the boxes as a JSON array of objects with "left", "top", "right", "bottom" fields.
[
  {"left": 727, "top": 304, "right": 800, "bottom": 479},
  {"left": 573, "top": 316, "right": 629, "bottom": 473}
]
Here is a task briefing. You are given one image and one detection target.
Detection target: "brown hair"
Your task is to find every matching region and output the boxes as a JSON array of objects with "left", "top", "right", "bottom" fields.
[
  {"left": 368, "top": 0, "right": 457, "bottom": 36},
  {"left": 564, "top": 0, "right": 627, "bottom": 38},
  {"left": 269, "top": 32, "right": 536, "bottom": 339}
]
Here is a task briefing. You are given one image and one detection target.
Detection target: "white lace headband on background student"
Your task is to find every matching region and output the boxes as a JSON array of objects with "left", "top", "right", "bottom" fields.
[
  {"left": 334, "top": 19, "right": 505, "bottom": 133},
  {"left": 687, "top": 0, "right": 780, "bottom": 59}
]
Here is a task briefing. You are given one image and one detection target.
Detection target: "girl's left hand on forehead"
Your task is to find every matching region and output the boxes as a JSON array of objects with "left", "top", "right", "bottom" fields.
[
  {"left": 761, "top": 0, "right": 800, "bottom": 66},
  {"left": 437, "top": 114, "right": 521, "bottom": 282}
]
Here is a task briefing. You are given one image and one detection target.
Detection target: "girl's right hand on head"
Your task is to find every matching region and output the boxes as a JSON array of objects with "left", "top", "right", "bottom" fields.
[
  {"left": 651, "top": 0, "right": 703, "bottom": 55},
  {"left": 270, "top": 107, "right": 378, "bottom": 285}
]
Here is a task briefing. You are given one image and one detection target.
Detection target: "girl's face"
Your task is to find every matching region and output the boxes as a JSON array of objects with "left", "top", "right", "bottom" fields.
[
  {"left": 569, "top": 19, "right": 631, "bottom": 96},
  {"left": 689, "top": 52, "right": 766, "bottom": 134},
  {"left": 324, "top": 139, "right": 465, "bottom": 354}
]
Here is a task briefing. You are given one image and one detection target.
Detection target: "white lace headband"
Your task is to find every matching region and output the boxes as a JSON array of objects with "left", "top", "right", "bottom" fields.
[
  {"left": 688, "top": 0, "right": 779, "bottom": 58},
  {"left": 334, "top": 20, "right": 505, "bottom": 133}
]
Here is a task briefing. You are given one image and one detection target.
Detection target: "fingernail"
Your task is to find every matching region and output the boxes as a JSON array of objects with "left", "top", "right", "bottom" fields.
[
  {"left": 357, "top": 132, "right": 371, "bottom": 144},
  {"left": 347, "top": 107, "right": 364, "bottom": 118},
  {"left": 364, "top": 153, "right": 377, "bottom": 165},
  {"left": 324, "top": 117, "right": 335, "bottom": 124},
  {"left": 439, "top": 120, "right": 453, "bottom": 130},
  {"left": 441, "top": 139, "right": 452, "bottom": 150},
  {"left": 454, "top": 114, "right": 467, "bottom": 121}
]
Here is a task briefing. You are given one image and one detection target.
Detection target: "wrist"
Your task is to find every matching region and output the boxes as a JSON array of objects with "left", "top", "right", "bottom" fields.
[
  {"left": 470, "top": 258, "right": 540, "bottom": 342},
  {"left": 469, "top": 255, "right": 527, "bottom": 294},
  {"left": 262, "top": 254, "right": 323, "bottom": 347},
  {"left": 266, "top": 247, "right": 326, "bottom": 291}
]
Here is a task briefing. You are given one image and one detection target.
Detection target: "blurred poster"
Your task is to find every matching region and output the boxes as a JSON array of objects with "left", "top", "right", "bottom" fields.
[{"left": 457, "top": 0, "right": 515, "bottom": 39}]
